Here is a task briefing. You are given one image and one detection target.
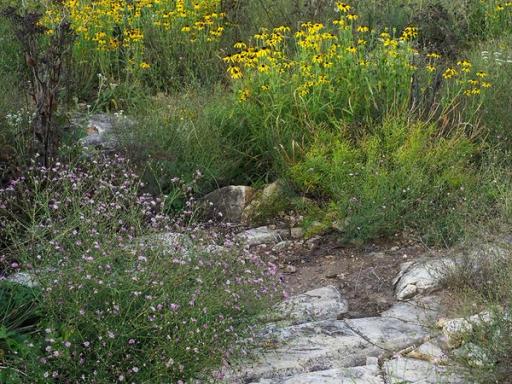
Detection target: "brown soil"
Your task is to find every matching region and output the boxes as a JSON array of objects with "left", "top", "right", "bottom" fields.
[{"left": 252, "top": 233, "right": 444, "bottom": 318}]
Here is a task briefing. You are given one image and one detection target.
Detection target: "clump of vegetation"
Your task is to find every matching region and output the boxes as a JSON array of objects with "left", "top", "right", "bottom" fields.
[
  {"left": 0, "top": 0, "right": 512, "bottom": 380},
  {"left": 0, "top": 155, "right": 279, "bottom": 382},
  {"left": 289, "top": 119, "right": 488, "bottom": 243}
]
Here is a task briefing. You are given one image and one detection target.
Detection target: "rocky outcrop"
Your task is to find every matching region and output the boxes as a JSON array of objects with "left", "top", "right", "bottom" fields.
[
  {"left": 224, "top": 286, "right": 463, "bottom": 384},
  {"left": 393, "top": 258, "right": 457, "bottom": 300},
  {"left": 241, "top": 181, "right": 287, "bottom": 224}
]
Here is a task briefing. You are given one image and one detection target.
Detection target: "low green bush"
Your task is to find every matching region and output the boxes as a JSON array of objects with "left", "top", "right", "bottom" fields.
[{"left": 289, "top": 118, "right": 493, "bottom": 244}]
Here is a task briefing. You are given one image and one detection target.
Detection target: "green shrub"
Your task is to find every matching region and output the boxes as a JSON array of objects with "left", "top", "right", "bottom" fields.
[
  {"left": 117, "top": 89, "right": 244, "bottom": 195},
  {"left": 0, "top": 281, "right": 42, "bottom": 384},
  {"left": 289, "top": 118, "right": 491, "bottom": 244}
]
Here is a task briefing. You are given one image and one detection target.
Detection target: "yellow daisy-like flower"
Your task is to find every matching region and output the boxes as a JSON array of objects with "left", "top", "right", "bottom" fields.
[
  {"left": 357, "top": 25, "right": 369, "bottom": 33},
  {"left": 443, "top": 68, "right": 458, "bottom": 79},
  {"left": 427, "top": 52, "right": 442, "bottom": 59},
  {"left": 238, "top": 88, "right": 250, "bottom": 101},
  {"left": 257, "top": 64, "right": 270, "bottom": 73},
  {"left": 227, "top": 66, "right": 243, "bottom": 79},
  {"left": 336, "top": 2, "right": 351, "bottom": 13},
  {"left": 139, "top": 62, "right": 151, "bottom": 69},
  {"left": 234, "top": 41, "right": 247, "bottom": 50},
  {"left": 457, "top": 60, "right": 472, "bottom": 72},
  {"left": 476, "top": 71, "right": 488, "bottom": 78},
  {"left": 426, "top": 64, "right": 436, "bottom": 72}
]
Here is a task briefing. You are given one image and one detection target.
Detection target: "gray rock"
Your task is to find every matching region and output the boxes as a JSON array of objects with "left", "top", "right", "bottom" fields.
[
  {"left": 453, "top": 342, "right": 493, "bottom": 368},
  {"left": 394, "top": 258, "right": 457, "bottom": 300},
  {"left": 230, "top": 320, "right": 384, "bottom": 381},
  {"left": 236, "top": 226, "right": 289, "bottom": 246},
  {"left": 275, "top": 286, "right": 348, "bottom": 324},
  {"left": 381, "top": 296, "right": 441, "bottom": 324},
  {"left": 202, "top": 186, "right": 256, "bottom": 223},
  {"left": 345, "top": 317, "right": 429, "bottom": 351},
  {"left": 384, "top": 357, "right": 464, "bottom": 383},
  {"left": 249, "top": 365, "right": 384, "bottom": 384},
  {"left": 241, "top": 181, "right": 287, "bottom": 224},
  {"left": 407, "top": 341, "right": 447, "bottom": 363},
  {"left": 273, "top": 241, "right": 293, "bottom": 252},
  {"left": 436, "top": 311, "right": 494, "bottom": 349},
  {"left": 290, "top": 227, "right": 305, "bottom": 239},
  {"left": 78, "top": 113, "right": 131, "bottom": 149}
]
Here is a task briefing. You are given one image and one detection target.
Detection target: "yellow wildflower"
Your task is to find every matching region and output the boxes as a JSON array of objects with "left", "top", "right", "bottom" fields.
[{"left": 443, "top": 68, "right": 458, "bottom": 79}]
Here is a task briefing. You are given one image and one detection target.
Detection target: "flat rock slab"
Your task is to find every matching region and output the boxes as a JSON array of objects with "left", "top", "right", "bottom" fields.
[
  {"left": 394, "top": 258, "right": 456, "bottom": 300},
  {"left": 384, "top": 357, "right": 464, "bottom": 383},
  {"left": 236, "top": 227, "right": 290, "bottom": 246},
  {"left": 381, "top": 295, "right": 442, "bottom": 324},
  {"left": 407, "top": 341, "right": 447, "bottom": 363},
  {"left": 250, "top": 365, "right": 384, "bottom": 384},
  {"left": 345, "top": 317, "right": 429, "bottom": 351},
  {"left": 274, "top": 286, "right": 348, "bottom": 324},
  {"left": 229, "top": 320, "right": 383, "bottom": 382}
]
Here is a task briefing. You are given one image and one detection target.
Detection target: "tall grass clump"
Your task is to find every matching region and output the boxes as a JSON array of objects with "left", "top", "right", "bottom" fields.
[
  {"left": 0, "top": 153, "right": 279, "bottom": 382},
  {"left": 289, "top": 118, "right": 495, "bottom": 244}
]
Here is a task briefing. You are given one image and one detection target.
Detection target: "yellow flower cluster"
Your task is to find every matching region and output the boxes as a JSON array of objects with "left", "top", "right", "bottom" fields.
[
  {"left": 41, "top": 0, "right": 225, "bottom": 70},
  {"left": 224, "top": 6, "right": 419, "bottom": 101},
  {"left": 439, "top": 60, "right": 492, "bottom": 96}
]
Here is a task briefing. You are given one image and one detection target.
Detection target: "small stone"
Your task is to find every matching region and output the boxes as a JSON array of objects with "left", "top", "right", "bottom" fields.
[
  {"left": 202, "top": 186, "right": 255, "bottom": 223},
  {"left": 273, "top": 241, "right": 292, "bottom": 251},
  {"left": 284, "top": 265, "right": 297, "bottom": 274},
  {"left": 290, "top": 227, "right": 304, "bottom": 239},
  {"left": 236, "top": 226, "right": 289, "bottom": 246},
  {"left": 393, "top": 258, "right": 457, "bottom": 300},
  {"left": 325, "top": 273, "right": 338, "bottom": 279}
]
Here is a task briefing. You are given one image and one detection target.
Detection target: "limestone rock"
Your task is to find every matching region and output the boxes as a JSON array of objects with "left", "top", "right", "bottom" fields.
[
  {"left": 384, "top": 357, "right": 464, "bottom": 384},
  {"left": 249, "top": 365, "right": 384, "bottom": 384},
  {"left": 290, "top": 227, "right": 304, "bottom": 239},
  {"left": 344, "top": 316, "right": 429, "bottom": 351},
  {"left": 407, "top": 341, "right": 447, "bottom": 363},
  {"left": 453, "top": 342, "right": 493, "bottom": 368},
  {"left": 5, "top": 272, "right": 39, "bottom": 288},
  {"left": 202, "top": 186, "right": 256, "bottom": 222},
  {"left": 436, "top": 311, "right": 493, "bottom": 349},
  {"left": 229, "top": 320, "right": 383, "bottom": 381},
  {"left": 275, "top": 286, "right": 348, "bottom": 324},
  {"left": 78, "top": 113, "right": 131, "bottom": 150},
  {"left": 381, "top": 295, "right": 441, "bottom": 324},
  {"left": 394, "top": 258, "right": 457, "bottom": 300},
  {"left": 241, "top": 181, "right": 287, "bottom": 224},
  {"left": 236, "top": 226, "right": 289, "bottom": 246}
]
